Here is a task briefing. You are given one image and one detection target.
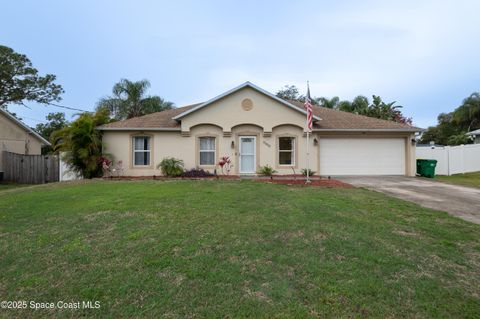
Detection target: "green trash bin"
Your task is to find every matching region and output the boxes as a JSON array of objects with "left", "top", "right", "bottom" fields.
[{"left": 416, "top": 159, "right": 437, "bottom": 178}]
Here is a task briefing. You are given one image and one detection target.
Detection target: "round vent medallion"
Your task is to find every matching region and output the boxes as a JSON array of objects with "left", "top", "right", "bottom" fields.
[{"left": 241, "top": 98, "right": 253, "bottom": 111}]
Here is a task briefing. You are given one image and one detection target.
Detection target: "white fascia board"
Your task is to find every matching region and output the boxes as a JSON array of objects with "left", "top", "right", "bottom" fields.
[
  {"left": 97, "top": 127, "right": 181, "bottom": 131},
  {"left": 313, "top": 128, "right": 423, "bottom": 132}
]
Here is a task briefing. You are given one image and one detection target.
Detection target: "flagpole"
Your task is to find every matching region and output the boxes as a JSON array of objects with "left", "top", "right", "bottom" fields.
[
  {"left": 306, "top": 130, "right": 310, "bottom": 184},
  {"left": 306, "top": 80, "right": 311, "bottom": 184}
]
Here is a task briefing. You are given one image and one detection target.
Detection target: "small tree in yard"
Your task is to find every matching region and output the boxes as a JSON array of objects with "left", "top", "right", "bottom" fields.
[{"left": 53, "top": 109, "right": 111, "bottom": 178}]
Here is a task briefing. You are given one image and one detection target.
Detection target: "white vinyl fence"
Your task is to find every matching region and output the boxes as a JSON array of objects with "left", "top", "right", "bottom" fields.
[
  {"left": 59, "top": 152, "right": 82, "bottom": 181},
  {"left": 416, "top": 144, "right": 480, "bottom": 175}
]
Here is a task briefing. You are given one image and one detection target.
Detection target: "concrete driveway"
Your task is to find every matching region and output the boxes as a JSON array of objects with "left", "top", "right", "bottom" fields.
[{"left": 337, "top": 176, "right": 480, "bottom": 224}]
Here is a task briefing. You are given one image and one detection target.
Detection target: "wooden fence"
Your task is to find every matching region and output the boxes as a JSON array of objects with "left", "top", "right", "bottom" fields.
[{"left": 2, "top": 151, "right": 59, "bottom": 184}]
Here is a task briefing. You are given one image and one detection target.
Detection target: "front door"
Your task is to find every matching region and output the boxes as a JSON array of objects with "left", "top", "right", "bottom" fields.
[{"left": 239, "top": 136, "right": 256, "bottom": 174}]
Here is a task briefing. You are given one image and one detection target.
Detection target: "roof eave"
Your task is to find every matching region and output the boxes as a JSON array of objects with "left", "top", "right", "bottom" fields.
[
  {"left": 97, "top": 127, "right": 181, "bottom": 131},
  {"left": 313, "top": 128, "right": 423, "bottom": 133}
]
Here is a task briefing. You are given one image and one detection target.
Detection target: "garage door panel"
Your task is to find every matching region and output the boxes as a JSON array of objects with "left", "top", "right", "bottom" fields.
[{"left": 319, "top": 138, "right": 405, "bottom": 175}]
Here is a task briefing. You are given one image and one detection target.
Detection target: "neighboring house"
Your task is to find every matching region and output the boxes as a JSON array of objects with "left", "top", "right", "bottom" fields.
[
  {"left": 98, "top": 82, "right": 422, "bottom": 176},
  {"left": 0, "top": 108, "right": 50, "bottom": 172},
  {"left": 466, "top": 129, "right": 480, "bottom": 144}
]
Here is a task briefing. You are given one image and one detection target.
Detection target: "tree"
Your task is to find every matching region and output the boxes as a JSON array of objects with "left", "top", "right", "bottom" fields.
[
  {"left": 276, "top": 85, "right": 412, "bottom": 125},
  {"left": 96, "top": 79, "right": 174, "bottom": 120},
  {"left": 338, "top": 95, "right": 369, "bottom": 114},
  {"left": 0, "top": 45, "right": 63, "bottom": 109},
  {"left": 419, "top": 113, "right": 467, "bottom": 146},
  {"left": 317, "top": 96, "right": 340, "bottom": 109},
  {"left": 276, "top": 85, "right": 303, "bottom": 102},
  {"left": 367, "top": 95, "right": 412, "bottom": 125},
  {"left": 35, "top": 112, "right": 69, "bottom": 154},
  {"left": 52, "top": 109, "right": 110, "bottom": 178},
  {"left": 419, "top": 92, "right": 480, "bottom": 146},
  {"left": 452, "top": 92, "right": 480, "bottom": 132},
  {"left": 276, "top": 84, "right": 329, "bottom": 106}
]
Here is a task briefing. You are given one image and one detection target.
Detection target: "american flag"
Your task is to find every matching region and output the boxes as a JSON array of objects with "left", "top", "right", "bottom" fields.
[{"left": 305, "top": 83, "right": 313, "bottom": 131}]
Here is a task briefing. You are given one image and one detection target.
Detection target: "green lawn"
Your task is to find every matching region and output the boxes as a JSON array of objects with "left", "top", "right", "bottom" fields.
[
  {"left": 0, "top": 183, "right": 29, "bottom": 192},
  {"left": 435, "top": 171, "right": 480, "bottom": 188},
  {"left": 0, "top": 180, "right": 479, "bottom": 318}
]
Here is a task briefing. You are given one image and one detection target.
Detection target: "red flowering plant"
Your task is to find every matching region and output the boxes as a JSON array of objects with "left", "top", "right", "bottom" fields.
[
  {"left": 218, "top": 155, "right": 233, "bottom": 175},
  {"left": 98, "top": 155, "right": 112, "bottom": 177}
]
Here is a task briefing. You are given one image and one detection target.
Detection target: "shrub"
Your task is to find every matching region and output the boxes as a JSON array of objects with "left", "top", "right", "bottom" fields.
[
  {"left": 98, "top": 155, "right": 113, "bottom": 177},
  {"left": 53, "top": 109, "right": 110, "bottom": 178},
  {"left": 157, "top": 157, "right": 184, "bottom": 177},
  {"left": 257, "top": 165, "right": 277, "bottom": 176},
  {"left": 301, "top": 168, "right": 316, "bottom": 176},
  {"left": 182, "top": 168, "right": 214, "bottom": 178}
]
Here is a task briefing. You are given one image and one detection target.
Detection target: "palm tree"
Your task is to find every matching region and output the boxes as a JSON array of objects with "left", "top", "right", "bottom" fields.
[
  {"left": 52, "top": 109, "right": 110, "bottom": 178},
  {"left": 97, "top": 79, "right": 174, "bottom": 120},
  {"left": 453, "top": 92, "right": 480, "bottom": 131},
  {"left": 338, "top": 95, "right": 369, "bottom": 114},
  {"left": 317, "top": 96, "right": 340, "bottom": 109},
  {"left": 368, "top": 95, "right": 403, "bottom": 121}
]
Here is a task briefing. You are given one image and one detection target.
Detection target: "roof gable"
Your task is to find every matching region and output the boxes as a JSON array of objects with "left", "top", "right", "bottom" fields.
[
  {"left": 172, "top": 82, "right": 320, "bottom": 121},
  {"left": 0, "top": 108, "right": 50, "bottom": 145}
]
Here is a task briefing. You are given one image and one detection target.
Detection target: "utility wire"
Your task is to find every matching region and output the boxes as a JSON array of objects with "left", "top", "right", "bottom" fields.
[{"left": 46, "top": 102, "right": 91, "bottom": 113}]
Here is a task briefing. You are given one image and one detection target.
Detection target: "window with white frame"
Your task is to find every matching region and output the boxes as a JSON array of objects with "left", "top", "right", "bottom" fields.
[
  {"left": 199, "top": 137, "right": 215, "bottom": 165},
  {"left": 133, "top": 136, "right": 151, "bottom": 166},
  {"left": 278, "top": 137, "right": 295, "bottom": 165}
]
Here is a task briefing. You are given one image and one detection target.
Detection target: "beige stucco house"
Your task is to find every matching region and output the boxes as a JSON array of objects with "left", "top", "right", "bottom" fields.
[
  {"left": 98, "top": 82, "right": 421, "bottom": 176},
  {"left": 0, "top": 108, "right": 50, "bottom": 172}
]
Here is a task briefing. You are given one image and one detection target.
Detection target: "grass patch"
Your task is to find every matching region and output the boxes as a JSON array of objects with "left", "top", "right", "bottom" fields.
[
  {"left": 435, "top": 171, "right": 480, "bottom": 188},
  {"left": 0, "top": 180, "right": 479, "bottom": 318},
  {"left": 0, "top": 183, "right": 29, "bottom": 192}
]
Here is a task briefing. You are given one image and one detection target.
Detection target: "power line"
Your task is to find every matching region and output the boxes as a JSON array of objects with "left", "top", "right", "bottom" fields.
[{"left": 46, "top": 102, "right": 91, "bottom": 113}]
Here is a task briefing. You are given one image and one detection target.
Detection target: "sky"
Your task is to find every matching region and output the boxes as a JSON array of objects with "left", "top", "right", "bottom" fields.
[{"left": 1, "top": 0, "right": 480, "bottom": 129}]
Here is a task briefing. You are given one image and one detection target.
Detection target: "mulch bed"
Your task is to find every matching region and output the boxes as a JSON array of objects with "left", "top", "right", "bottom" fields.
[{"left": 102, "top": 175, "right": 353, "bottom": 188}]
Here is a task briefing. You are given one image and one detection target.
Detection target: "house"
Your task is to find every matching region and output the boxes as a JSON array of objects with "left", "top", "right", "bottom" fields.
[
  {"left": 0, "top": 108, "right": 50, "bottom": 173},
  {"left": 98, "top": 82, "right": 421, "bottom": 176},
  {"left": 466, "top": 129, "right": 480, "bottom": 144}
]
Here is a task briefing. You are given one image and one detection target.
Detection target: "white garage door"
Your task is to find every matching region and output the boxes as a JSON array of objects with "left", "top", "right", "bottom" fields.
[{"left": 319, "top": 138, "right": 406, "bottom": 175}]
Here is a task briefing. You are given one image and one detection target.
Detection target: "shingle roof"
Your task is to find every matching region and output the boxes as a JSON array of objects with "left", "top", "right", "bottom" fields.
[
  {"left": 98, "top": 100, "right": 421, "bottom": 132},
  {"left": 97, "top": 104, "right": 200, "bottom": 130},
  {"left": 288, "top": 100, "right": 421, "bottom": 131}
]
